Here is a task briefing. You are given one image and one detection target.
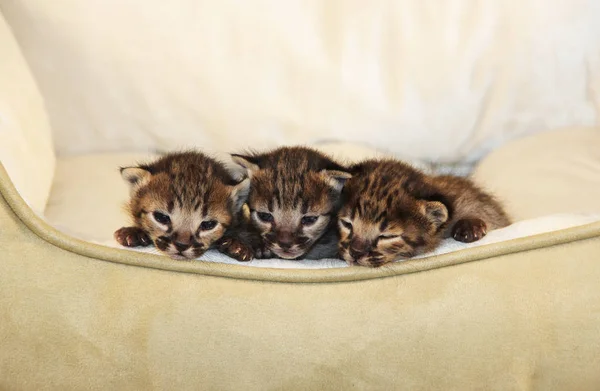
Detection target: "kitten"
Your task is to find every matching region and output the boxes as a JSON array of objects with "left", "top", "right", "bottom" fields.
[
  {"left": 231, "top": 146, "right": 351, "bottom": 260},
  {"left": 338, "top": 159, "right": 511, "bottom": 267},
  {"left": 114, "top": 151, "right": 253, "bottom": 261}
]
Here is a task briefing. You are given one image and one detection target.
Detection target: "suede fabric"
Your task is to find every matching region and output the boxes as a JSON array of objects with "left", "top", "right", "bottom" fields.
[
  {"left": 472, "top": 127, "right": 600, "bottom": 221},
  {"left": 2, "top": 164, "right": 600, "bottom": 390},
  {"left": 44, "top": 153, "right": 159, "bottom": 242}
]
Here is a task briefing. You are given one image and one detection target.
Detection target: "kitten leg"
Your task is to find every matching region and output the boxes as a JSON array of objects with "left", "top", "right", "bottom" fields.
[
  {"left": 451, "top": 218, "right": 488, "bottom": 243},
  {"left": 114, "top": 226, "right": 152, "bottom": 247}
]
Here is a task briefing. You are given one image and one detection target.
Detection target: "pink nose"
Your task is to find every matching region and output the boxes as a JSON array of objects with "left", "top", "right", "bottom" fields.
[
  {"left": 174, "top": 241, "right": 191, "bottom": 252},
  {"left": 276, "top": 231, "right": 294, "bottom": 250},
  {"left": 172, "top": 232, "right": 193, "bottom": 251},
  {"left": 349, "top": 238, "right": 370, "bottom": 258}
]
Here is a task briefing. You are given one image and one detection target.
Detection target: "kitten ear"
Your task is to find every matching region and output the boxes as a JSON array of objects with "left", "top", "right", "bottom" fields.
[
  {"left": 120, "top": 167, "right": 152, "bottom": 195},
  {"left": 229, "top": 177, "right": 251, "bottom": 212},
  {"left": 320, "top": 169, "right": 352, "bottom": 192},
  {"left": 418, "top": 201, "right": 449, "bottom": 228},
  {"left": 231, "top": 154, "right": 261, "bottom": 177}
]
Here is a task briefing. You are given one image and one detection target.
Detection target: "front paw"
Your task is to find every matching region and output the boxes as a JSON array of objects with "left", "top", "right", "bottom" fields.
[
  {"left": 114, "top": 226, "right": 152, "bottom": 247},
  {"left": 357, "top": 259, "right": 391, "bottom": 268},
  {"left": 253, "top": 243, "right": 273, "bottom": 259},
  {"left": 216, "top": 237, "right": 254, "bottom": 262},
  {"left": 452, "top": 218, "right": 487, "bottom": 243}
]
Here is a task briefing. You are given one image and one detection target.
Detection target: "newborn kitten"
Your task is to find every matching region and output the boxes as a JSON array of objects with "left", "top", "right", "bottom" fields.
[
  {"left": 231, "top": 146, "right": 351, "bottom": 260},
  {"left": 114, "top": 151, "right": 252, "bottom": 261},
  {"left": 338, "top": 159, "right": 511, "bottom": 267}
]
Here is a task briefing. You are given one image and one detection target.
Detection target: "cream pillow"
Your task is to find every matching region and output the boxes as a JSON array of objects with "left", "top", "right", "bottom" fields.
[
  {"left": 4, "top": 0, "right": 600, "bottom": 161},
  {"left": 472, "top": 127, "right": 600, "bottom": 221},
  {"left": 0, "top": 11, "right": 55, "bottom": 214}
]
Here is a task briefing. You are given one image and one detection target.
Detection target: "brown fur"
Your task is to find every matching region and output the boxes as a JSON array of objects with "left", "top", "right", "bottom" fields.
[
  {"left": 338, "top": 159, "right": 511, "bottom": 267},
  {"left": 232, "top": 146, "right": 351, "bottom": 260},
  {"left": 114, "top": 151, "right": 251, "bottom": 261}
]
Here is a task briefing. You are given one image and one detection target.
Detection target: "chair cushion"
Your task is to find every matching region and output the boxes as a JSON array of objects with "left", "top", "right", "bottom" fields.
[
  {"left": 44, "top": 153, "right": 158, "bottom": 241},
  {"left": 471, "top": 127, "right": 600, "bottom": 221},
  {"left": 42, "top": 145, "right": 600, "bottom": 269}
]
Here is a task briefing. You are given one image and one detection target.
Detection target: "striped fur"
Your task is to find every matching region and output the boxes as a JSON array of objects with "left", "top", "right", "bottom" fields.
[
  {"left": 338, "top": 159, "right": 511, "bottom": 267},
  {"left": 232, "top": 146, "right": 351, "bottom": 260},
  {"left": 114, "top": 151, "right": 251, "bottom": 260}
]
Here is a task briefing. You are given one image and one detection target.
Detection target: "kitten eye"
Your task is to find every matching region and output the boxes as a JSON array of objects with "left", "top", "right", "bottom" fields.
[
  {"left": 256, "top": 211, "right": 274, "bottom": 223},
  {"left": 153, "top": 211, "right": 171, "bottom": 225},
  {"left": 301, "top": 215, "right": 319, "bottom": 226},
  {"left": 200, "top": 220, "right": 218, "bottom": 231},
  {"left": 378, "top": 234, "right": 400, "bottom": 240},
  {"left": 340, "top": 219, "right": 353, "bottom": 230}
]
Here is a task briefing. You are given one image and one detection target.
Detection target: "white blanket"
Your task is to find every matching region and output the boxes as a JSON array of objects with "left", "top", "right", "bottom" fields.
[{"left": 94, "top": 213, "right": 600, "bottom": 269}]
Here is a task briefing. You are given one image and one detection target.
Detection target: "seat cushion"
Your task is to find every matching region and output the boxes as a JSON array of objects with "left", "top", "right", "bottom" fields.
[
  {"left": 471, "top": 127, "right": 600, "bottom": 221},
  {"left": 44, "top": 153, "right": 158, "bottom": 241}
]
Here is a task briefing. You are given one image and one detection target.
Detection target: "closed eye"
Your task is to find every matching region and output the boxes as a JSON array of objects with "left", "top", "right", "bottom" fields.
[{"left": 378, "top": 234, "right": 400, "bottom": 240}]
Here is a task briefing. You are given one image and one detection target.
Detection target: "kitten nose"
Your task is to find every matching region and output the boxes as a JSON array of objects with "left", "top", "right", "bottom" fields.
[
  {"left": 277, "top": 231, "right": 294, "bottom": 250},
  {"left": 350, "top": 238, "right": 369, "bottom": 259},
  {"left": 174, "top": 241, "right": 191, "bottom": 252},
  {"left": 173, "top": 232, "right": 192, "bottom": 252},
  {"left": 349, "top": 247, "right": 366, "bottom": 259}
]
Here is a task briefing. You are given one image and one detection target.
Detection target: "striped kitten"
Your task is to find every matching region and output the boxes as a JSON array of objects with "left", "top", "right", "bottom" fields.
[
  {"left": 232, "top": 146, "right": 351, "bottom": 260},
  {"left": 114, "top": 151, "right": 252, "bottom": 261},
  {"left": 338, "top": 159, "right": 511, "bottom": 267}
]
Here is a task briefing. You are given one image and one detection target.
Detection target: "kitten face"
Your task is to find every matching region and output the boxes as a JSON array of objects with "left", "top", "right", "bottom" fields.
[
  {"left": 248, "top": 170, "right": 340, "bottom": 259},
  {"left": 338, "top": 197, "right": 447, "bottom": 267},
  {"left": 232, "top": 147, "right": 350, "bottom": 259},
  {"left": 121, "top": 152, "right": 248, "bottom": 260},
  {"left": 338, "top": 160, "right": 448, "bottom": 267}
]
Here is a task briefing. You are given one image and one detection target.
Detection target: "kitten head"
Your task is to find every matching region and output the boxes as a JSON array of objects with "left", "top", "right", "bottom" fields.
[
  {"left": 121, "top": 151, "right": 249, "bottom": 260},
  {"left": 232, "top": 147, "right": 351, "bottom": 259},
  {"left": 338, "top": 160, "right": 449, "bottom": 267}
]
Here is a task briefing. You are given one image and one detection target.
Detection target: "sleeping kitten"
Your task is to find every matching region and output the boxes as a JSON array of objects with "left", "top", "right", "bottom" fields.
[
  {"left": 114, "top": 151, "right": 253, "bottom": 261},
  {"left": 338, "top": 159, "right": 511, "bottom": 267},
  {"left": 231, "top": 146, "right": 351, "bottom": 260}
]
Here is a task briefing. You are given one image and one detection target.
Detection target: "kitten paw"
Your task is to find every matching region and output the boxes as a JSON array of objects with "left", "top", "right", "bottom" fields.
[
  {"left": 452, "top": 218, "right": 487, "bottom": 243},
  {"left": 216, "top": 237, "right": 254, "bottom": 262},
  {"left": 114, "top": 226, "right": 152, "bottom": 247},
  {"left": 253, "top": 244, "right": 273, "bottom": 259},
  {"left": 359, "top": 260, "right": 390, "bottom": 268}
]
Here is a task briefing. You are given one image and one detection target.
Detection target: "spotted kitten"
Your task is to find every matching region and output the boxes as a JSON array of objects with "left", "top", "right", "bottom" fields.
[
  {"left": 338, "top": 159, "right": 511, "bottom": 267},
  {"left": 231, "top": 146, "right": 351, "bottom": 260},
  {"left": 114, "top": 151, "right": 253, "bottom": 261}
]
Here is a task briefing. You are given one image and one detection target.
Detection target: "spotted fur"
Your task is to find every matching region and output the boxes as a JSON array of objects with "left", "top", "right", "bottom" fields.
[
  {"left": 231, "top": 146, "right": 351, "bottom": 260},
  {"left": 338, "top": 159, "right": 511, "bottom": 267},
  {"left": 114, "top": 151, "right": 251, "bottom": 261}
]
